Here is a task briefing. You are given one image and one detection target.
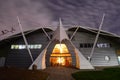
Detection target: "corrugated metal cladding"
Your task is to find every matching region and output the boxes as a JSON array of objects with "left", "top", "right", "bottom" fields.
[{"left": 1, "top": 28, "right": 119, "bottom": 68}]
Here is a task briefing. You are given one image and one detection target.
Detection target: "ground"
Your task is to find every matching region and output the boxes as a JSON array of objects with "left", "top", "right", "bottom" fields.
[
  {"left": 0, "top": 66, "right": 79, "bottom": 80},
  {"left": 43, "top": 67, "right": 79, "bottom": 80},
  {"left": 0, "top": 67, "right": 48, "bottom": 80}
]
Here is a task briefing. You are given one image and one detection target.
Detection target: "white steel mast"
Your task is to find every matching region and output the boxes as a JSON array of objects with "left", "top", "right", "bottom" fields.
[
  {"left": 89, "top": 13, "right": 105, "bottom": 61},
  {"left": 17, "top": 16, "right": 34, "bottom": 62}
]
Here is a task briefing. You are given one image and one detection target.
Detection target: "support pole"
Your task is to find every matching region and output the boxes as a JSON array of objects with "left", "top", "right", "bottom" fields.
[
  {"left": 89, "top": 13, "right": 105, "bottom": 61},
  {"left": 42, "top": 28, "right": 51, "bottom": 40},
  {"left": 17, "top": 16, "right": 33, "bottom": 62},
  {"left": 70, "top": 26, "right": 79, "bottom": 40}
]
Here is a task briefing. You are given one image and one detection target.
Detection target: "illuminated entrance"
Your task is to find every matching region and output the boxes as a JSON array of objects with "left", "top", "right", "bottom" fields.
[{"left": 50, "top": 44, "right": 72, "bottom": 66}]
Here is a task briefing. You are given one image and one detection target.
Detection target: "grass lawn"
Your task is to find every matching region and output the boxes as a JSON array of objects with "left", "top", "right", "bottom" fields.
[
  {"left": 72, "top": 67, "right": 120, "bottom": 80},
  {"left": 0, "top": 67, "right": 49, "bottom": 80}
]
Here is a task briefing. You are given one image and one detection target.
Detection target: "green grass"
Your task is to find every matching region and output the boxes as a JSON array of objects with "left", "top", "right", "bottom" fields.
[
  {"left": 72, "top": 67, "right": 120, "bottom": 80},
  {"left": 0, "top": 67, "right": 49, "bottom": 80}
]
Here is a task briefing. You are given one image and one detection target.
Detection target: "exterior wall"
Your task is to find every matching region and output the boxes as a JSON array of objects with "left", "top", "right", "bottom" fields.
[
  {"left": 0, "top": 42, "right": 10, "bottom": 57},
  {"left": 0, "top": 57, "right": 5, "bottom": 67},
  {"left": 69, "top": 31, "right": 119, "bottom": 66},
  {"left": 5, "top": 30, "right": 51, "bottom": 68},
  {"left": 0, "top": 29, "right": 119, "bottom": 68}
]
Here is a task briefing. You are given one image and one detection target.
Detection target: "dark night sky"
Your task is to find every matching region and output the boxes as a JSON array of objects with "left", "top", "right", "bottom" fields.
[{"left": 0, "top": 0, "right": 120, "bottom": 37}]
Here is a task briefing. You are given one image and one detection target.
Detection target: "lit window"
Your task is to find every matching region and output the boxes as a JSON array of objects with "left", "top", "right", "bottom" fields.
[
  {"left": 52, "top": 44, "right": 69, "bottom": 53},
  {"left": 11, "top": 44, "right": 42, "bottom": 49},
  {"left": 34, "top": 45, "right": 38, "bottom": 49},
  {"left": 37, "top": 45, "right": 42, "bottom": 49},
  {"left": 11, "top": 45, "right": 15, "bottom": 49},
  {"left": 97, "top": 43, "right": 110, "bottom": 48},
  {"left": 19, "top": 45, "right": 26, "bottom": 49},
  {"left": 15, "top": 45, "right": 19, "bottom": 49},
  {"left": 79, "top": 43, "right": 110, "bottom": 48},
  {"left": 30, "top": 45, "right": 34, "bottom": 49}
]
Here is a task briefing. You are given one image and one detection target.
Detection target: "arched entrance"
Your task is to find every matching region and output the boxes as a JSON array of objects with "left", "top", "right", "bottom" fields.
[{"left": 50, "top": 44, "right": 72, "bottom": 67}]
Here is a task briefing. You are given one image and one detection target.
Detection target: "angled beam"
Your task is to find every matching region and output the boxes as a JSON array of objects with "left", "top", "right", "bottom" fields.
[
  {"left": 89, "top": 13, "right": 105, "bottom": 61},
  {"left": 70, "top": 26, "right": 79, "bottom": 40},
  {"left": 41, "top": 28, "right": 51, "bottom": 40},
  {"left": 17, "top": 16, "right": 33, "bottom": 62}
]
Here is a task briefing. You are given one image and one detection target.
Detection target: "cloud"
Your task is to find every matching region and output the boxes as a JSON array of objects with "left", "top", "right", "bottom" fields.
[
  {"left": 0, "top": 0, "right": 120, "bottom": 35},
  {"left": 44, "top": 0, "right": 120, "bottom": 35},
  {"left": 0, "top": 0, "right": 53, "bottom": 30}
]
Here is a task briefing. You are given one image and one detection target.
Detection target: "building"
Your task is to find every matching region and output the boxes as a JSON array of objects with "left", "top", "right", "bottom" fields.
[{"left": 0, "top": 19, "right": 120, "bottom": 69}]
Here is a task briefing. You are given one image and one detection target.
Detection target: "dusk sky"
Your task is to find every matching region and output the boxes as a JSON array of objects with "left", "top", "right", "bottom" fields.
[{"left": 0, "top": 0, "right": 120, "bottom": 37}]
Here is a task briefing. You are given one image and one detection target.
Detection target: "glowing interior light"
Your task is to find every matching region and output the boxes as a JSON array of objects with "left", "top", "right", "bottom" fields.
[
  {"left": 50, "top": 43, "right": 71, "bottom": 66},
  {"left": 52, "top": 44, "right": 69, "bottom": 53},
  {"left": 57, "top": 57, "right": 65, "bottom": 65}
]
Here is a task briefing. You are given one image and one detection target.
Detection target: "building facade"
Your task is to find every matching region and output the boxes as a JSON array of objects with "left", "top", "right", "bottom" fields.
[{"left": 0, "top": 21, "right": 120, "bottom": 69}]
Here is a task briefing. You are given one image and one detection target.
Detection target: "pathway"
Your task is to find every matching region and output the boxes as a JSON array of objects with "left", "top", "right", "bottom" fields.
[{"left": 43, "top": 67, "right": 79, "bottom": 80}]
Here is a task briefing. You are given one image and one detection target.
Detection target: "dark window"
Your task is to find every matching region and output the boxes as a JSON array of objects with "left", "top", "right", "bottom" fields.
[
  {"left": 88, "top": 44, "right": 92, "bottom": 48},
  {"left": 84, "top": 44, "right": 87, "bottom": 48},
  {"left": 80, "top": 44, "right": 83, "bottom": 48}
]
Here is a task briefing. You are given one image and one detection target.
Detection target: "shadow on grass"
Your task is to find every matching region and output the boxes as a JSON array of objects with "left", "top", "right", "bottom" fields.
[{"left": 0, "top": 67, "right": 49, "bottom": 80}]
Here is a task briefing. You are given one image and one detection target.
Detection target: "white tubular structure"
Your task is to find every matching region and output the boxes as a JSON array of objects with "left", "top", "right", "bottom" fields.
[
  {"left": 52, "top": 18, "right": 69, "bottom": 42},
  {"left": 42, "top": 28, "right": 51, "bottom": 40},
  {"left": 89, "top": 13, "right": 106, "bottom": 61},
  {"left": 17, "top": 16, "right": 33, "bottom": 62},
  {"left": 70, "top": 26, "right": 79, "bottom": 40},
  {"left": 29, "top": 41, "right": 52, "bottom": 70}
]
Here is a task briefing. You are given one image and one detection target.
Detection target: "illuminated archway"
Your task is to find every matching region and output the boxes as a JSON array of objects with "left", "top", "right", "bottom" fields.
[{"left": 50, "top": 44, "right": 72, "bottom": 66}]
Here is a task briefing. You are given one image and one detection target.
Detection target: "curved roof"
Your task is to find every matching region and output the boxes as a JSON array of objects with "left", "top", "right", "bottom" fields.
[
  {"left": 68, "top": 26, "right": 120, "bottom": 43},
  {"left": 68, "top": 26, "right": 120, "bottom": 38},
  {"left": 0, "top": 25, "right": 120, "bottom": 43}
]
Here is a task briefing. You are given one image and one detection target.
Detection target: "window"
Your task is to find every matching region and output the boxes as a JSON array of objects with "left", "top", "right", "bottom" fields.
[
  {"left": 97, "top": 43, "right": 110, "bottom": 48},
  {"left": 79, "top": 43, "right": 93, "bottom": 48},
  {"left": 84, "top": 44, "right": 87, "bottom": 48},
  {"left": 19, "top": 45, "right": 26, "bottom": 49},
  {"left": 11, "top": 44, "right": 42, "bottom": 49},
  {"left": 52, "top": 44, "right": 69, "bottom": 53},
  {"left": 80, "top": 44, "right": 83, "bottom": 48},
  {"left": 79, "top": 43, "right": 111, "bottom": 48}
]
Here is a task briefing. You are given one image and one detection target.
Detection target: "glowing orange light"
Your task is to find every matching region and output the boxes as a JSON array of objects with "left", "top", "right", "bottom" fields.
[
  {"left": 57, "top": 57, "right": 65, "bottom": 65},
  {"left": 50, "top": 43, "right": 72, "bottom": 66},
  {"left": 52, "top": 44, "right": 69, "bottom": 53}
]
